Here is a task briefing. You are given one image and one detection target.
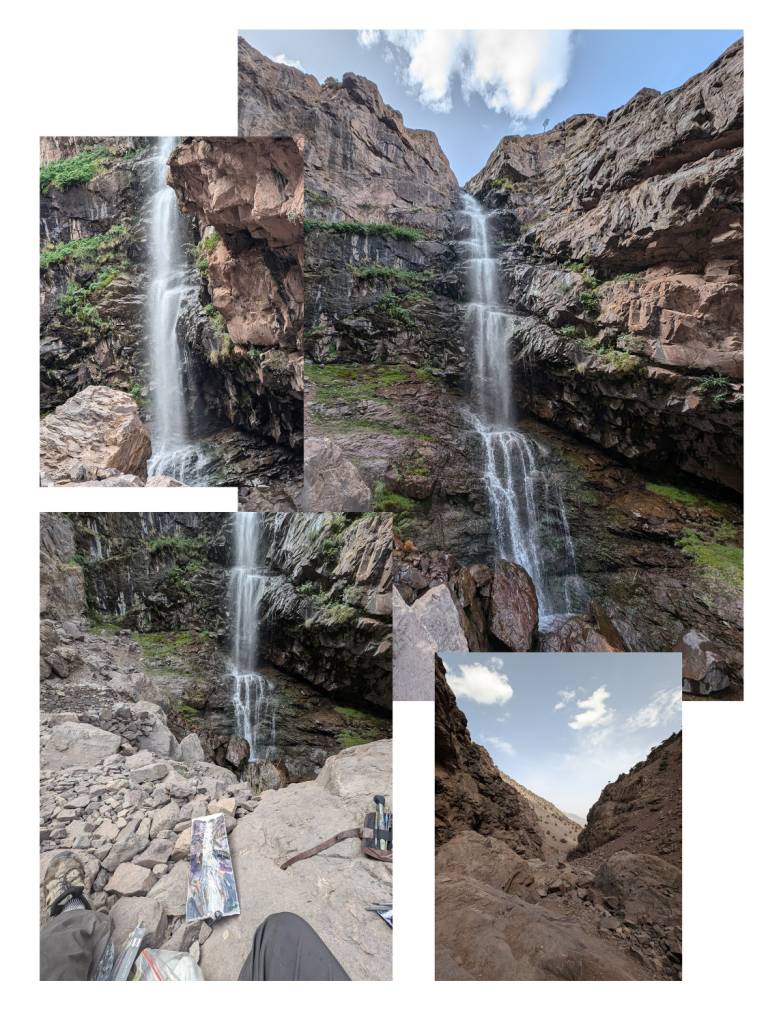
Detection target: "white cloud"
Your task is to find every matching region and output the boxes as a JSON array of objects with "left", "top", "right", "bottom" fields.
[
  {"left": 485, "top": 736, "right": 515, "bottom": 757},
  {"left": 626, "top": 688, "right": 682, "bottom": 731},
  {"left": 554, "top": 689, "right": 576, "bottom": 711},
  {"left": 357, "top": 29, "right": 573, "bottom": 118},
  {"left": 568, "top": 686, "right": 614, "bottom": 731},
  {"left": 269, "top": 54, "right": 303, "bottom": 70},
  {"left": 446, "top": 661, "right": 513, "bottom": 705}
]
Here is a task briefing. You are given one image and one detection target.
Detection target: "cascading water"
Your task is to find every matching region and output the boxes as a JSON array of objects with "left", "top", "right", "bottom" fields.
[
  {"left": 227, "top": 512, "right": 276, "bottom": 763},
  {"left": 146, "top": 137, "right": 209, "bottom": 484},
  {"left": 461, "top": 193, "right": 586, "bottom": 616}
]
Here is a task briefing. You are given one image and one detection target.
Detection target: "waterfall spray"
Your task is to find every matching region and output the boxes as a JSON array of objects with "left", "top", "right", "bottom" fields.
[
  {"left": 461, "top": 193, "right": 586, "bottom": 616},
  {"left": 146, "top": 137, "right": 208, "bottom": 483},
  {"left": 227, "top": 513, "right": 276, "bottom": 763}
]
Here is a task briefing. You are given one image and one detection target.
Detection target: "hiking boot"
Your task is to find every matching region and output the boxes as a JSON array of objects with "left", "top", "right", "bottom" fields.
[{"left": 43, "top": 852, "right": 91, "bottom": 917}]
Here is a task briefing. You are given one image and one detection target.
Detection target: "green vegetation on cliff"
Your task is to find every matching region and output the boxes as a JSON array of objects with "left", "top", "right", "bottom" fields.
[
  {"left": 40, "top": 224, "right": 129, "bottom": 270},
  {"left": 351, "top": 263, "right": 433, "bottom": 288},
  {"left": 646, "top": 482, "right": 731, "bottom": 514},
  {"left": 58, "top": 269, "right": 118, "bottom": 332},
  {"left": 193, "top": 231, "right": 221, "bottom": 276},
  {"left": 676, "top": 528, "right": 742, "bottom": 588},
  {"left": 305, "top": 363, "right": 411, "bottom": 402},
  {"left": 304, "top": 218, "right": 425, "bottom": 242},
  {"left": 40, "top": 146, "right": 112, "bottom": 194}
]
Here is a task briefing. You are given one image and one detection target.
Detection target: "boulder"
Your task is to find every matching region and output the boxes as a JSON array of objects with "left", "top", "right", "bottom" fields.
[
  {"left": 138, "top": 719, "right": 180, "bottom": 760},
  {"left": 489, "top": 561, "right": 538, "bottom": 651},
  {"left": 42, "top": 722, "right": 121, "bottom": 769},
  {"left": 225, "top": 736, "right": 250, "bottom": 770},
  {"left": 538, "top": 614, "right": 623, "bottom": 653},
  {"left": 393, "top": 585, "right": 467, "bottom": 700},
  {"left": 676, "top": 630, "right": 732, "bottom": 695},
  {"left": 102, "top": 834, "right": 150, "bottom": 872},
  {"left": 104, "top": 862, "right": 155, "bottom": 897},
  {"left": 200, "top": 741, "right": 392, "bottom": 981},
  {"left": 150, "top": 801, "right": 183, "bottom": 839},
  {"left": 435, "top": 831, "right": 535, "bottom": 897},
  {"left": 302, "top": 437, "right": 371, "bottom": 513},
  {"left": 129, "top": 761, "right": 169, "bottom": 785},
  {"left": 133, "top": 838, "right": 175, "bottom": 869},
  {"left": 592, "top": 851, "right": 681, "bottom": 926},
  {"left": 162, "top": 919, "right": 203, "bottom": 953},
  {"left": 178, "top": 733, "right": 205, "bottom": 764},
  {"left": 109, "top": 896, "right": 167, "bottom": 951},
  {"left": 40, "top": 386, "right": 151, "bottom": 484}
]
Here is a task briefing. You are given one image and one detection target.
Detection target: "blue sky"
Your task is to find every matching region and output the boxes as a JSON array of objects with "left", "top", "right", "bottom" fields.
[
  {"left": 240, "top": 29, "right": 742, "bottom": 183},
  {"left": 442, "top": 652, "right": 682, "bottom": 817}
]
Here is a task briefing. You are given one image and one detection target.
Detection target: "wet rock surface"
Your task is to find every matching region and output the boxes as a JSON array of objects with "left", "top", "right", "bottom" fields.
[
  {"left": 40, "top": 136, "right": 302, "bottom": 499},
  {"left": 467, "top": 41, "right": 743, "bottom": 493}
]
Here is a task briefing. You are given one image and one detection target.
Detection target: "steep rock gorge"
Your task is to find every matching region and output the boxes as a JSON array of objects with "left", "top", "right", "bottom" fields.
[
  {"left": 466, "top": 39, "right": 742, "bottom": 493},
  {"left": 435, "top": 659, "right": 682, "bottom": 980},
  {"left": 40, "top": 513, "right": 391, "bottom": 788},
  {"left": 237, "top": 39, "right": 743, "bottom": 696},
  {"left": 40, "top": 137, "right": 303, "bottom": 504}
]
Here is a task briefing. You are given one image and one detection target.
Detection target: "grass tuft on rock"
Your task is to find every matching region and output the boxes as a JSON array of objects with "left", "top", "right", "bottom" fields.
[
  {"left": 676, "top": 529, "right": 742, "bottom": 588},
  {"left": 304, "top": 218, "right": 425, "bottom": 242},
  {"left": 40, "top": 146, "right": 112, "bottom": 194}
]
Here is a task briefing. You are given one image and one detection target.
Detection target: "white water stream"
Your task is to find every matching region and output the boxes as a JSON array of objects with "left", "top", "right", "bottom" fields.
[
  {"left": 227, "top": 512, "right": 276, "bottom": 763},
  {"left": 462, "top": 193, "right": 586, "bottom": 615},
  {"left": 146, "top": 137, "right": 209, "bottom": 484}
]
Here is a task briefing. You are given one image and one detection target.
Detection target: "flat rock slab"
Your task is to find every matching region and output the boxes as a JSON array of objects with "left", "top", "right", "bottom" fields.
[
  {"left": 42, "top": 722, "right": 121, "bottom": 769},
  {"left": 105, "top": 862, "right": 155, "bottom": 897},
  {"left": 200, "top": 740, "right": 392, "bottom": 981},
  {"left": 109, "top": 895, "right": 167, "bottom": 951},
  {"left": 147, "top": 860, "right": 188, "bottom": 917}
]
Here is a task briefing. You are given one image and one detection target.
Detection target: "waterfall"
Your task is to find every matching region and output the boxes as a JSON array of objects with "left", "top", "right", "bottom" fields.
[
  {"left": 145, "top": 137, "right": 209, "bottom": 484},
  {"left": 461, "top": 193, "right": 586, "bottom": 616},
  {"left": 227, "top": 513, "right": 276, "bottom": 763}
]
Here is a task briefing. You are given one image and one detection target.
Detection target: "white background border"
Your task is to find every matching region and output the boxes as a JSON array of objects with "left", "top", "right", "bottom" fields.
[{"left": 2, "top": 2, "right": 763, "bottom": 1017}]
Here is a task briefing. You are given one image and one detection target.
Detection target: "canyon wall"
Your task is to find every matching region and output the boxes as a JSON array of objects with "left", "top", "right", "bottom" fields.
[
  {"left": 467, "top": 40, "right": 743, "bottom": 493},
  {"left": 435, "top": 662, "right": 682, "bottom": 980}
]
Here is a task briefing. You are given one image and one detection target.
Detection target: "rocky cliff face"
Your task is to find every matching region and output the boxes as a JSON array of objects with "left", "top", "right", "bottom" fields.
[
  {"left": 259, "top": 513, "right": 393, "bottom": 709},
  {"left": 467, "top": 40, "right": 743, "bottom": 493},
  {"left": 435, "top": 670, "right": 682, "bottom": 980},
  {"left": 238, "top": 38, "right": 457, "bottom": 231},
  {"left": 238, "top": 42, "right": 474, "bottom": 522},
  {"left": 167, "top": 137, "right": 303, "bottom": 453},
  {"left": 40, "top": 136, "right": 303, "bottom": 501},
  {"left": 40, "top": 138, "right": 151, "bottom": 412},
  {"left": 40, "top": 513, "right": 392, "bottom": 787},
  {"left": 435, "top": 658, "right": 542, "bottom": 855},
  {"left": 572, "top": 732, "right": 682, "bottom": 869}
]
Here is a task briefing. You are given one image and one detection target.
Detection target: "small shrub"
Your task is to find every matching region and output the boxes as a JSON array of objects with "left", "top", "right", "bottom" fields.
[
  {"left": 40, "top": 225, "right": 128, "bottom": 270},
  {"left": 697, "top": 374, "right": 731, "bottom": 403},
  {"left": 579, "top": 288, "right": 600, "bottom": 316},
  {"left": 40, "top": 146, "right": 111, "bottom": 194}
]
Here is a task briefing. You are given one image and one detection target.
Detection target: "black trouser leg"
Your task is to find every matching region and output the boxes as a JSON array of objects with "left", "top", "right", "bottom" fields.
[{"left": 238, "top": 912, "right": 350, "bottom": 981}]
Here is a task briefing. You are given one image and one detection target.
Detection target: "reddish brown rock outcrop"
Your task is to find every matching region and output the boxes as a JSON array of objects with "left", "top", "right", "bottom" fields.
[
  {"left": 238, "top": 39, "right": 457, "bottom": 230},
  {"left": 468, "top": 40, "right": 743, "bottom": 492},
  {"left": 39, "top": 386, "right": 151, "bottom": 484},
  {"left": 167, "top": 137, "right": 303, "bottom": 450},
  {"left": 571, "top": 732, "right": 682, "bottom": 869}
]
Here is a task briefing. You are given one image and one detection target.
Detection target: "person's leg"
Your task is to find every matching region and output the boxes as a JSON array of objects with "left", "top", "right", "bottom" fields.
[
  {"left": 40, "top": 852, "right": 111, "bottom": 981},
  {"left": 40, "top": 909, "right": 112, "bottom": 980},
  {"left": 238, "top": 912, "right": 350, "bottom": 981}
]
